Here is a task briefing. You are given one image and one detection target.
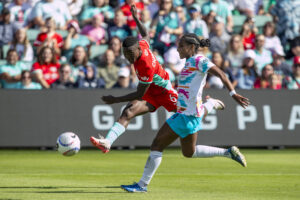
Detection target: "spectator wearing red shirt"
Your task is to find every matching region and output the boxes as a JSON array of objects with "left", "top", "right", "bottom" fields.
[
  {"left": 121, "top": 0, "right": 144, "bottom": 29},
  {"left": 31, "top": 46, "right": 60, "bottom": 88},
  {"left": 240, "top": 18, "right": 257, "bottom": 50},
  {"left": 254, "top": 64, "right": 274, "bottom": 89},
  {"left": 34, "top": 17, "right": 63, "bottom": 57}
]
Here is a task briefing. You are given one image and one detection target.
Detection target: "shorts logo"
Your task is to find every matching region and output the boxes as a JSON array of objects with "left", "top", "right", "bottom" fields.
[{"left": 141, "top": 76, "right": 149, "bottom": 81}]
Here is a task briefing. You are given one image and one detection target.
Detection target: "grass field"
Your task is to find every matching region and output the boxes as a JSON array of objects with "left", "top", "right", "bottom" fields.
[{"left": 0, "top": 149, "right": 300, "bottom": 200}]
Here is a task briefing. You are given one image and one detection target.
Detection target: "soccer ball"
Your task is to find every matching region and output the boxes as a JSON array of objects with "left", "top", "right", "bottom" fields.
[{"left": 56, "top": 132, "right": 81, "bottom": 156}]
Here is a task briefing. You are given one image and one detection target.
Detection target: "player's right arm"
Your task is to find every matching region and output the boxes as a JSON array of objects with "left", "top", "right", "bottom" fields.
[
  {"left": 130, "top": 4, "right": 150, "bottom": 42},
  {"left": 102, "top": 83, "right": 150, "bottom": 104}
]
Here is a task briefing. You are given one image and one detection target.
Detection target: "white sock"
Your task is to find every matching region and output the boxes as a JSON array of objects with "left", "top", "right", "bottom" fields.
[
  {"left": 105, "top": 122, "right": 126, "bottom": 145},
  {"left": 192, "top": 145, "right": 230, "bottom": 158},
  {"left": 138, "top": 151, "right": 162, "bottom": 187},
  {"left": 203, "top": 99, "right": 214, "bottom": 114}
]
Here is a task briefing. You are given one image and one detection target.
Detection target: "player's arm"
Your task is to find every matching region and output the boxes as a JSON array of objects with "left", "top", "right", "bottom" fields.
[
  {"left": 208, "top": 66, "right": 250, "bottom": 108},
  {"left": 102, "top": 83, "right": 150, "bottom": 104},
  {"left": 130, "top": 4, "right": 150, "bottom": 42}
]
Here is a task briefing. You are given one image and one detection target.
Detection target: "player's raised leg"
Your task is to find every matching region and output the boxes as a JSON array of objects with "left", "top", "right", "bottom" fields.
[{"left": 90, "top": 100, "right": 155, "bottom": 153}]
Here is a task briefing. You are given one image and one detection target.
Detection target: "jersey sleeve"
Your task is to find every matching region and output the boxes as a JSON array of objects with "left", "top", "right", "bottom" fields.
[
  {"left": 196, "top": 56, "right": 214, "bottom": 73},
  {"left": 137, "top": 59, "right": 154, "bottom": 84}
]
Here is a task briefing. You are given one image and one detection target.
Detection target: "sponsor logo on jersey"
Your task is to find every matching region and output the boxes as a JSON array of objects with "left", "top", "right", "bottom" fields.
[{"left": 141, "top": 76, "right": 149, "bottom": 81}]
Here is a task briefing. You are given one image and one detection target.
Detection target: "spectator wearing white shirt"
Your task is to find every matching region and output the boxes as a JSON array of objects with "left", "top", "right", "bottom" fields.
[
  {"left": 164, "top": 44, "right": 186, "bottom": 75},
  {"left": 63, "top": 0, "right": 83, "bottom": 18},
  {"left": 263, "top": 21, "right": 284, "bottom": 54},
  {"left": 236, "top": 0, "right": 264, "bottom": 17},
  {"left": 7, "top": 0, "right": 33, "bottom": 29},
  {"left": 10, "top": 28, "right": 34, "bottom": 63},
  {"left": 30, "top": 0, "right": 72, "bottom": 29}
]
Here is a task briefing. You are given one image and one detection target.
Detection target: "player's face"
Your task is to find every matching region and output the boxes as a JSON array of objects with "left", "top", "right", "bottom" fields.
[{"left": 177, "top": 39, "right": 190, "bottom": 59}]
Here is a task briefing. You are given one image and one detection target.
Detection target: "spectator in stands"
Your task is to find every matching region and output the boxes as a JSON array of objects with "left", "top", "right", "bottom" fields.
[
  {"left": 64, "top": 0, "right": 83, "bottom": 18},
  {"left": 184, "top": 4, "right": 208, "bottom": 39},
  {"left": 254, "top": 64, "right": 274, "bottom": 89},
  {"left": 108, "top": 9, "right": 131, "bottom": 41},
  {"left": 209, "top": 22, "right": 230, "bottom": 55},
  {"left": 34, "top": 17, "right": 63, "bottom": 57},
  {"left": 252, "top": 34, "right": 273, "bottom": 75},
  {"left": 70, "top": 45, "right": 96, "bottom": 82},
  {"left": 77, "top": 64, "right": 105, "bottom": 88},
  {"left": 31, "top": 46, "right": 60, "bottom": 88},
  {"left": 175, "top": 6, "right": 186, "bottom": 26},
  {"left": 235, "top": 50, "right": 258, "bottom": 89},
  {"left": 268, "top": 73, "right": 282, "bottom": 90},
  {"left": 0, "top": 8, "right": 17, "bottom": 58},
  {"left": 17, "top": 70, "right": 42, "bottom": 89},
  {"left": 80, "top": 0, "right": 114, "bottom": 25},
  {"left": 121, "top": 0, "right": 144, "bottom": 30},
  {"left": 63, "top": 20, "right": 90, "bottom": 60},
  {"left": 7, "top": 0, "right": 32, "bottom": 29},
  {"left": 203, "top": 11, "right": 217, "bottom": 33},
  {"left": 0, "top": 49, "right": 29, "bottom": 89},
  {"left": 10, "top": 28, "right": 34, "bottom": 63},
  {"left": 236, "top": 0, "right": 264, "bottom": 17},
  {"left": 51, "top": 63, "right": 75, "bottom": 89},
  {"left": 30, "top": 0, "right": 72, "bottom": 29},
  {"left": 284, "top": 56, "right": 300, "bottom": 90},
  {"left": 226, "top": 35, "right": 244, "bottom": 75},
  {"left": 113, "top": 66, "right": 135, "bottom": 89},
  {"left": 208, "top": 51, "right": 236, "bottom": 89},
  {"left": 140, "top": 8, "right": 151, "bottom": 30},
  {"left": 163, "top": 40, "right": 185, "bottom": 75},
  {"left": 81, "top": 13, "right": 106, "bottom": 45},
  {"left": 240, "top": 19, "right": 256, "bottom": 50},
  {"left": 201, "top": 0, "right": 233, "bottom": 32},
  {"left": 146, "top": 0, "right": 159, "bottom": 18},
  {"left": 271, "top": 0, "right": 300, "bottom": 47},
  {"left": 98, "top": 49, "right": 119, "bottom": 89},
  {"left": 272, "top": 47, "right": 292, "bottom": 77},
  {"left": 108, "top": 36, "right": 129, "bottom": 68},
  {"left": 151, "top": 0, "right": 183, "bottom": 55},
  {"left": 288, "top": 37, "right": 300, "bottom": 62},
  {"left": 263, "top": 22, "right": 283, "bottom": 54}
]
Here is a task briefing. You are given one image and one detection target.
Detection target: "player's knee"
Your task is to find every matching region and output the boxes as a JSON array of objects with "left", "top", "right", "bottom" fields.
[
  {"left": 182, "top": 150, "right": 194, "bottom": 158},
  {"left": 121, "top": 107, "right": 135, "bottom": 120},
  {"left": 150, "top": 138, "right": 164, "bottom": 151}
]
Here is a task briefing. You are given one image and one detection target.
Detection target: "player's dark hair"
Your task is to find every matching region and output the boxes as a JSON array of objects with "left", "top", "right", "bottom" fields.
[
  {"left": 123, "top": 36, "right": 139, "bottom": 48},
  {"left": 181, "top": 33, "right": 210, "bottom": 51}
]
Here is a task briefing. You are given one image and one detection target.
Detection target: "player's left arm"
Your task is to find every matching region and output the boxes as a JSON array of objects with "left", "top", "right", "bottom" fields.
[
  {"left": 130, "top": 4, "right": 150, "bottom": 42},
  {"left": 208, "top": 66, "right": 250, "bottom": 108},
  {"left": 102, "top": 83, "right": 150, "bottom": 104}
]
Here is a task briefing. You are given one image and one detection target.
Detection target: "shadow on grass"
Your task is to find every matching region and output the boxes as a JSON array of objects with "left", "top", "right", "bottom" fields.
[{"left": 0, "top": 186, "right": 125, "bottom": 194}]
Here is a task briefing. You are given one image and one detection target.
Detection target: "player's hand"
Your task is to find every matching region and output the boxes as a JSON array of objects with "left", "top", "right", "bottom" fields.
[
  {"left": 102, "top": 95, "right": 119, "bottom": 104},
  {"left": 130, "top": 4, "right": 138, "bottom": 19},
  {"left": 232, "top": 94, "right": 250, "bottom": 109}
]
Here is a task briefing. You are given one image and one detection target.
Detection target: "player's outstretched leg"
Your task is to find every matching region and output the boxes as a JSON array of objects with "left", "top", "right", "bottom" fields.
[{"left": 90, "top": 100, "right": 155, "bottom": 153}]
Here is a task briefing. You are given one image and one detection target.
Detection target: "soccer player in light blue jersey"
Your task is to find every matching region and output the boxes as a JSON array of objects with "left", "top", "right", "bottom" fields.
[{"left": 121, "top": 33, "right": 250, "bottom": 193}]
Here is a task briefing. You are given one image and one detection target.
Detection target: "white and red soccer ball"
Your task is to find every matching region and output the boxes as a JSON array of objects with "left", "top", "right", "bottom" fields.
[{"left": 56, "top": 132, "right": 80, "bottom": 156}]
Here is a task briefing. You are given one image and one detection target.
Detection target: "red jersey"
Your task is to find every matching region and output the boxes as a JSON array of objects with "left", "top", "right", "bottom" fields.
[
  {"left": 243, "top": 32, "right": 256, "bottom": 50},
  {"left": 34, "top": 32, "right": 64, "bottom": 48},
  {"left": 134, "top": 40, "right": 174, "bottom": 95},
  {"left": 32, "top": 62, "right": 60, "bottom": 85},
  {"left": 121, "top": 2, "right": 144, "bottom": 29}
]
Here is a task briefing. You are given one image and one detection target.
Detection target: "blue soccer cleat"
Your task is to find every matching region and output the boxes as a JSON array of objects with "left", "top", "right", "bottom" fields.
[
  {"left": 228, "top": 146, "right": 247, "bottom": 167},
  {"left": 121, "top": 182, "right": 147, "bottom": 193}
]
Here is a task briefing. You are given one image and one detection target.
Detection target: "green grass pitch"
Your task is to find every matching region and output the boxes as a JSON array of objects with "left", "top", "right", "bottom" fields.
[{"left": 0, "top": 149, "right": 300, "bottom": 200}]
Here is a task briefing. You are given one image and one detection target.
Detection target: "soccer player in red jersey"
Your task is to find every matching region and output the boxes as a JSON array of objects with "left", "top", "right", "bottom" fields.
[{"left": 90, "top": 4, "right": 178, "bottom": 153}]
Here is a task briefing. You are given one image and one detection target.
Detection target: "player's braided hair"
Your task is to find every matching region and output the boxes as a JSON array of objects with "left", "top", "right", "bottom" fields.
[
  {"left": 122, "top": 36, "right": 139, "bottom": 48},
  {"left": 182, "top": 33, "right": 210, "bottom": 51}
]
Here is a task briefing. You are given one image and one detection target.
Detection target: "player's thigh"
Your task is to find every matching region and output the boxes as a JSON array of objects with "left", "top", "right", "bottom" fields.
[
  {"left": 180, "top": 133, "right": 198, "bottom": 158},
  {"left": 120, "top": 100, "right": 155, "bottom": 119},
  {"left": 151, "top": 122, "right": 178, "bottom": 152}
]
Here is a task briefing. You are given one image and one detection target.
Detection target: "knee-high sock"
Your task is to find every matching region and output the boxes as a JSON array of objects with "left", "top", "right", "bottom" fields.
[
  {"left": 138, "top": 151, "right": 162, "bottom": 187},
  {"left": 192, "top": 145, "right": 230, "bottom": 158},
  {"left": 105, "top": 122, "right": 126, "bottom": 145}
]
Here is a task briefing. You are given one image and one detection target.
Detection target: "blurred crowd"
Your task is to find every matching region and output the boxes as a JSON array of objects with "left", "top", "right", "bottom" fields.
[{"left": 0, "top": 0, "right": 299, "bottom": 90}]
